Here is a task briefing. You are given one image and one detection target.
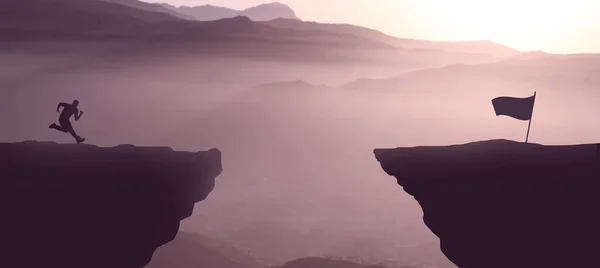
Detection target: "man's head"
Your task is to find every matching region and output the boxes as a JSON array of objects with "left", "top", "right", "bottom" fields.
[{"left": 73, "top": 100, "right": 79, "bottom": 107}]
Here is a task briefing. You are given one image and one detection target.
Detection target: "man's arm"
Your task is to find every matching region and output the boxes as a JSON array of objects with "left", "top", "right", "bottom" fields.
[
  {"left": 56, "top": 102, "right": 67, "bottom": 113},
  {"left": 74, "top": 110, "right": 84, "bottom": 121}
]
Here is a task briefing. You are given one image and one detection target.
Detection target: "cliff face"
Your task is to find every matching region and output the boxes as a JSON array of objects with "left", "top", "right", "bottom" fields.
[
  {"left": 0, "top": 141, "right": 222, "bottom": 268},
  {"left": 374, "top": 140, "right": 600, "bottom": 268}
]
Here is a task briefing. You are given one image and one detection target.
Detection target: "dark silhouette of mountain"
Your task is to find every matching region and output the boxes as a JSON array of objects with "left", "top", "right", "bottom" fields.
[
  {"left": 0, "top": 141, "right": 222, "bottom": 268},
  {"left": 144, "top": 16, "right": 397, "bottom": 50},
  {"left": 97, "top": 0, "right": 192, "bottom": 19},
  {"left": 243, "top": 2, "right": 299, "bottom": 21},
  {"left": 0, "top": 0, "right": 284, "bottom": 40},
  {"left": 0, "top": 0, "right": 393, "bottom": 50},
  {"left": 163, "top": 2, "right": 514, "bottom": 58},
  {"left": 147, "top": 232, "right": 266, "bottom": 268},
  {"left": 148, "top": 16, "right": 270, "bottom": 38},
  {"left": 163, "top": 4, "right": 240, "bottom": 21},
  {"left": 0, "top": 0, "right": 179, "bottom": 39},
  {"left": 0, "top": 0, "right": 507, "bottom": 70},
  {"left": 2, "top": 0, "right": 517, "bottom": 63},
  {"left": 162, "top": 2, "right": 299, "bottom": 21},
  {"left": 263, "top": 19, "right": 520, "bottom": 57},
  {"left": 263, "top": 18, "right": 388, "bottom": 39},
  {"left": 374, "top": 140, "right": 600, "bottom": 268}
]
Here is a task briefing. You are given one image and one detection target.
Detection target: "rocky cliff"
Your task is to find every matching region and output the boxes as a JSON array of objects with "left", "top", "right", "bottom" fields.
[
  {"left": 374, "top": 140, "right": 600, "bottom": 268},
  {"left": 0, "top": 141, "right": 222, "bottom": 268}
]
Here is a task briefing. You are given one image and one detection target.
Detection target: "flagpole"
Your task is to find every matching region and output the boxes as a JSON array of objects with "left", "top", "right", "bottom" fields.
[{"left": 525, "top": 91, "right": 537, "bottom": 143}]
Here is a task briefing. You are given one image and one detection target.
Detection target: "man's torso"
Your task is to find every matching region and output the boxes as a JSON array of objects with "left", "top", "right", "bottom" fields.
[{"left": 59, "top": 104, "right": 78, "bottom": 121}]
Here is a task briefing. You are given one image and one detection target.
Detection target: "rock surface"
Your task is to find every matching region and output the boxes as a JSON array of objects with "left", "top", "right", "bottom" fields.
[
  {"left": 0, "top": 141, "right": 222, "bottom": 268},
  {"left": 374, "top": 140, "right": 600, "bottom": 268}
]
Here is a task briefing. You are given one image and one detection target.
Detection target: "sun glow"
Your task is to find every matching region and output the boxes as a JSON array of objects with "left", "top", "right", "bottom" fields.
[{"left": 410, "top": 0, "right": 596, "bottom": 52}]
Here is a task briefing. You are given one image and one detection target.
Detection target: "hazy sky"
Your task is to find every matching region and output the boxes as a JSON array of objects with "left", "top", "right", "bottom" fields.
[{"left": 144, "top": 0, "right": 600, "bottom": 54}]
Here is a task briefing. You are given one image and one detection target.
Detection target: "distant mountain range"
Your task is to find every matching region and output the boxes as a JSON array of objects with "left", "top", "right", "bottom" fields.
[
  {"left": 97, "top": 0, "right": 192, "bottom": 19},
  {"left": 160, "top": 2, "right": 300, "bottom": 22},
  {"left": 339, "top": 54, "right": 600, "bottom": 99},
  {"left": 0, "top": 0, "right": 387, "bottom": 48},
  {"left": 0, "top": 0, "right": 179, "bottom": 39},
  {"left": 263, "top": 19, "right": 519, "bottom": 57},
  {"left": 0, "top": 0, "right": 520, "bottom": 59}
]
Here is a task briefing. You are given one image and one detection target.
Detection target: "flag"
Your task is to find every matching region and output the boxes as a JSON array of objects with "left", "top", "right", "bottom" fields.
[{"left": 492, "top": 94, "right": 536, "bottom": 121}]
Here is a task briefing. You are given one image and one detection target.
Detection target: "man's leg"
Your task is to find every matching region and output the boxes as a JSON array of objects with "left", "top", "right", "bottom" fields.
[
  {"left": 50, "top": 123, "right": 69, "bottom": 133},
  {"left": 69, "top": 129, "right": 85, "bottom": 144},
  {"left": 58, "top": 120, "right": 82, "bottom": 142},
  {"left": 68, "top": 129, "right": 79, "bottom": 140},
  {"left": 65, "top": 123, "right": 85, "bottom": 143}
]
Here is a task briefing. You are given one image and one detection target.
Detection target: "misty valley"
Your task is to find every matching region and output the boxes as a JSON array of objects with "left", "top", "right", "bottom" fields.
[{"left": 2, "top": 1, "right": 600, "bottom": 268}]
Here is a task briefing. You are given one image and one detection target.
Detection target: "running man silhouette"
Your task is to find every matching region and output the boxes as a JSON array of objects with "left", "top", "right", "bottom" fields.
[{"left": 49, "top": 100, "right": 86, "bottom": 144}]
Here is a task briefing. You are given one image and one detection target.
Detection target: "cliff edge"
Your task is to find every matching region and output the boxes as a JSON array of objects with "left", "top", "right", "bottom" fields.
[
  {"left": 0, "top": 141, "right": 222, "bottom": 268},
  {"left": 374, "top": 140, "right": 600, "bottom": 268}
]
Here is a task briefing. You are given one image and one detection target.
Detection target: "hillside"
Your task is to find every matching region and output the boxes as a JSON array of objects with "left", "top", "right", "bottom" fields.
[
  {"left": 0, "top": 0, "right": 389, "bottom": 50},
  {"left": 263, "top": 19, "right": 520, "bottom": 57},
  {"left": 1, "top": 0, "right": 514, "bottom": 70},
  {"left": 0, "top": 0, "right": 178, "bottom": 39},
  {"left": 162, "top": 2, "right": 300, "bottom": 21},
  {"left": 159, "top": 2, "right": 518, "bottom": 58},
  {"left": 243, "top": 2, "right": 299, "bottom": 21},
  {"left": 166, "top": 4, "right": 239, "bottom": 21},
  {"left": 97, "top": 0, "right": 191, "bottom": 19},
  {"left": 1, "top": 0, "right": 521, "bottom": 62}
]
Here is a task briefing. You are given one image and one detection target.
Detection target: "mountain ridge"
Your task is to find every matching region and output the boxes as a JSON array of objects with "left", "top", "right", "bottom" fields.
[
  {"left": 263, "top": 18, "right": 520, "bottom": 57},
  {"left": 152, "top": 0, "right": 519, "bottom": 57},
  {"left": 97, "top": 0, "right": 192, "bottom": 19},
  {"left": 2, "top": 0, "right": 521, "bottom": 59},
  {"left": 161, "top": 1, "right": 300, "bottom": 21}
]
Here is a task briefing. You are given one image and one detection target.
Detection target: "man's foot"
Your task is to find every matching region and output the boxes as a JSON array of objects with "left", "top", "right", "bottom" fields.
[
  {"left": 49, "top": 123, "right": 57, "bottom": 129},
  {"left": 76, "top": 137, "right": 86, "bottom": 144}
]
